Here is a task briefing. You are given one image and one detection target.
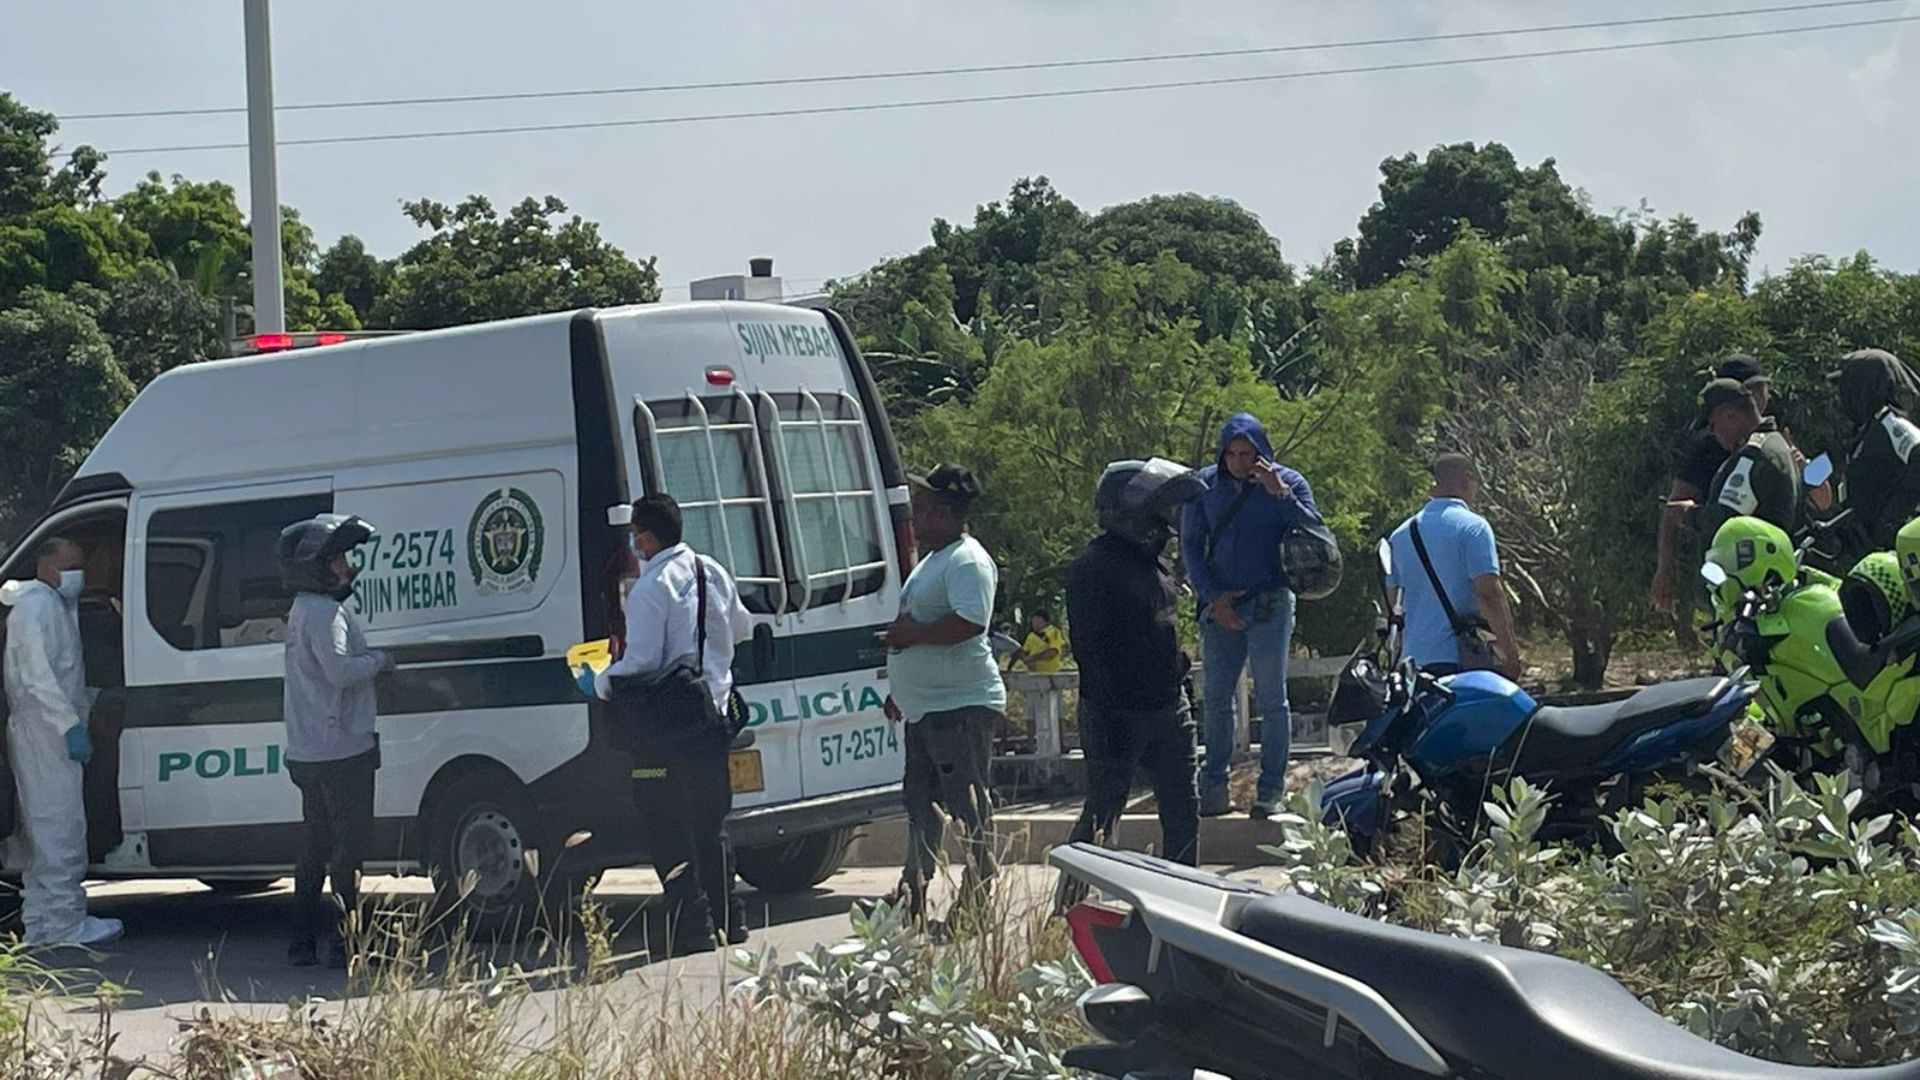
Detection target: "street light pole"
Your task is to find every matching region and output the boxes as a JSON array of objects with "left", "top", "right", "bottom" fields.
[{"left": 244, "top": 0, "right": 285, "bottom": 335}]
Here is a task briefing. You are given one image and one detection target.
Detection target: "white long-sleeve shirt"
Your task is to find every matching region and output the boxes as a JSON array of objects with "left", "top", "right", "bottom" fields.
[{"left": 595, "top": 543, "right": 752, "bottom": 710}]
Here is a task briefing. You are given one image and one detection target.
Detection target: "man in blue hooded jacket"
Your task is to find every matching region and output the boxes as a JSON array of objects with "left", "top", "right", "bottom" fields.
[{"left": 1180, "top": 414, "right": 1318, "bottom": 818}]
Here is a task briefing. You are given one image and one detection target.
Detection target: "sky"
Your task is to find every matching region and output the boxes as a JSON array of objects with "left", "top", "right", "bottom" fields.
[{"left": 5, "top": 1, "right": 1917, "bottom": 296}]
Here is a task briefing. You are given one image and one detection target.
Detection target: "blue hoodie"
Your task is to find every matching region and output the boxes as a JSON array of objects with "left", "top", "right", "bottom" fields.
[{"left": 1179, "top": 413, "right": 1319, "bottom": 605}]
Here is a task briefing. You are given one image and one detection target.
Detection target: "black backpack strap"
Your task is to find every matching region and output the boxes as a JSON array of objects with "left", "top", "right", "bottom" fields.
[
  {"left": 1408, "top": 520, "right": 1468, "bottom": 632},
  {"left": 1204, "top": 482, "right": 1259, "bottom": 578},
  {"left": 695, "top": 556, "right": 709, "bottom": 671}
]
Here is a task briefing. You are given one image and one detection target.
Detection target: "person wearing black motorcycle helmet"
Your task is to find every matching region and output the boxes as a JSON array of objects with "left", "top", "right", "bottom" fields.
[
  {"left": 1830, "top": 348, "right": 1920, "bottom": 557},
  {"left": 1064, "top": 458, "right": 1208, "bottom": 868},
  {"left": 276, "top": 514, "right": 393, "bottom": 969}
]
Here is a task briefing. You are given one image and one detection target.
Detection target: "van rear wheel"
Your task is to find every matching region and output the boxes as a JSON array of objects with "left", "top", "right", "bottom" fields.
[
  {"left": 734, "top": 826, "right": 855, "bottom": 894},
  {"left": 427, "top": 772, "right": 586, "bottom": 935}
]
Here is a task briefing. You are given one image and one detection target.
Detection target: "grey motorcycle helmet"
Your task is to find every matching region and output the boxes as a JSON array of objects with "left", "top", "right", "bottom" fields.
[
  {"left": 1281, "top": 519, "right": 1344, "bottom": 601},
  {"left": 278, "top": 513, "right": 377, "bottom": 594},
  {"left": 1095, "top": 457, "right": 1207, "bottom": 550}
]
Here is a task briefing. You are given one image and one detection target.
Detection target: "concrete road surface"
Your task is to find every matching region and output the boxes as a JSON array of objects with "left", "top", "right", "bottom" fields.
[{"left": 31, "top": 862, "right": 1289, "bottom": 1067}]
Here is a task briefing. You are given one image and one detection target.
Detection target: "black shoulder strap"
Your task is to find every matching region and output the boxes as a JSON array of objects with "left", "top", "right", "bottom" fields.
[
  {"left": 1408, "top": 520, "right": 1466, "bottom": 631},
  {"left": 695, "top": 557, "right": 709, "bottom": 671},
  {"left": 1205, "top": 482, "right": 1259, "bottom": 572}
]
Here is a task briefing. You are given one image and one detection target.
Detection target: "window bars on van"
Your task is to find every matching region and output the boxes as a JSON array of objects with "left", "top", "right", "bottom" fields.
[
  {"left": 778, "top": 389, "right": 889, "bottom": 610},
  {"left": 631, "top": 392, "right": 789, "bottom": 615},
  {"left": 762, "top": 389, "right": 815, "bottom": 615}
]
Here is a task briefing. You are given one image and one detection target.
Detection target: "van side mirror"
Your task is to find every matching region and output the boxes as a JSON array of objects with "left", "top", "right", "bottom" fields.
[{"left": 1803, "top": 453, "right": 1834, "bottom": 488}]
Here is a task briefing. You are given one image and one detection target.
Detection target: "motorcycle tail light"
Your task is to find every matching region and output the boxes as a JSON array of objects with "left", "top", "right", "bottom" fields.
[{"left": 1066, "top": 902, "right": 1130, "bottom": 984}]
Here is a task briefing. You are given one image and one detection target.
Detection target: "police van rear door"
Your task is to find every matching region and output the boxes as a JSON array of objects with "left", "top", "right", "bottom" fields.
[
  {"left": 602, "top": 304, "right": 904, "bottom": 808},
  {"left": 726, "top": 310, "right": 901, "bottom": 802}
]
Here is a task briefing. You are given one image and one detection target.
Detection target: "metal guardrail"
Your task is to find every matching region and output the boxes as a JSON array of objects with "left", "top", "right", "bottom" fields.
[{"left": 999, "top": 655, "right": 1349, "bottom": 777}]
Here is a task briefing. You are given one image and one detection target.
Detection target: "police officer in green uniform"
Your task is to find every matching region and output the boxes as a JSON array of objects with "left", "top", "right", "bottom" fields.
[
  {"left": 1694, "top": 377, "right": 1801, "bottom": 538},
  {"left": 1831, "top": 348, "right": 1920, "bottom": 555}
]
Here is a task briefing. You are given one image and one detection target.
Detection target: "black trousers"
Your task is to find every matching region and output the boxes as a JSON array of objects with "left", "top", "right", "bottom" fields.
[
  {"left": 287, "top": 748, "right": 378, "bottom": 944},
  {"left": 901, "top": 706, "right": 1000, "bottom": 899},
  {"left": 630, "top": 733, "right": 734, "bottom": 935},
  {"left": 1069, "top": 698, "right": 1199, "bottom": 866}
]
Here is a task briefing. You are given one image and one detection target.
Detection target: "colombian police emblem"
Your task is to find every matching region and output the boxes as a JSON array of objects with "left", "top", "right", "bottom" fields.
[{"left": 468, "top": 488, "right": 544, "bottom": 594}]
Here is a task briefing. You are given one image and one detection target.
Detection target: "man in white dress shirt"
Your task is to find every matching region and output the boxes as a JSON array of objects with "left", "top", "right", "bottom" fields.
[{"left": 595, "top": 493, "right": 751, "bottom": 954}]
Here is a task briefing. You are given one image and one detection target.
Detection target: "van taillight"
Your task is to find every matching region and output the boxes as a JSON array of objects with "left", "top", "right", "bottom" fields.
[
  {"left": 893, "top": 515, "right": 917, "bottom": 577},
  {"left": 1066, "top": 902, "right": 1129, "bottom": 984}
]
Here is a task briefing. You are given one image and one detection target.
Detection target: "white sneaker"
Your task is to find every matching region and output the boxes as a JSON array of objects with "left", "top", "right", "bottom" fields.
[{"left": 74, "top": 916, "right": 124, "bottom": 947}]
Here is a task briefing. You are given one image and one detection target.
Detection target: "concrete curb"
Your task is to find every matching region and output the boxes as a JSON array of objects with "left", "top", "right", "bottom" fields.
[{"left": 844, "top": 811, "right": 1287, "bottom": 869}]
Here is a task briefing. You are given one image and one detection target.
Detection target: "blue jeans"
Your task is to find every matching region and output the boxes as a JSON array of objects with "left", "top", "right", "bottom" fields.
[{"left": 1199, "top": 590, "right": 1295, "bottom": 801}]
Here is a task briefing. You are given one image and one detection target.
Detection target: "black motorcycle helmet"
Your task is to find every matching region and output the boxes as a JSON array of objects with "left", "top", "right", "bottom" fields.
[
  {"left": 278, "top": 514, "right": 377, "bottom": 595},
  {"left": 1094, "top": 457, "right": 1207, "bottom": 550},
  {"left": 1281, "top": 519, "right": 1344, "bottom": 601},
  {"left": 1328, "top": 653, "right": 1390, "bottom": 726}
]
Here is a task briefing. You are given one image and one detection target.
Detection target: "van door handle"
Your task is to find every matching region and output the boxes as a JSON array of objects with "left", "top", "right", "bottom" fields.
[{"left": 752, "top": 623, "right": 775, "bottom": 674}]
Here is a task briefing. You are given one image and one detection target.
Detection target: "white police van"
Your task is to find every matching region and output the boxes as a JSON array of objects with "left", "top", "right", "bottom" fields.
[{"left": 0, "top": 302, "right": 913, "bottom": 924}]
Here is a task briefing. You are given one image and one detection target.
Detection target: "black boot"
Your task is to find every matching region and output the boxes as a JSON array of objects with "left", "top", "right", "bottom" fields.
[
  {"left": 660, "top": 905, "right": 718, "bottom": 958},
  {"left": 726, "top": 896, "right": 749, "bottom": 946}
]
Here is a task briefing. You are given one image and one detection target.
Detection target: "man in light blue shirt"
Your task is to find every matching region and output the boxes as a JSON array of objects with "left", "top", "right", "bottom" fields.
[
  {"left": 881, "top": 464, "right": 1003, "bottom": 921},
  {"left": 1384, "top": 454, "right": 1521, "bottom": 677}
]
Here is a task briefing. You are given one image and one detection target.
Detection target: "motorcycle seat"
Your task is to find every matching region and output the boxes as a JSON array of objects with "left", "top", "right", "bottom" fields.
[
  {"left": 1236, "top": 891, "right": 1920, "bottom": 1080},
  {"left": 1501, "top": 676, "right": 1726, "bottom": 774}
]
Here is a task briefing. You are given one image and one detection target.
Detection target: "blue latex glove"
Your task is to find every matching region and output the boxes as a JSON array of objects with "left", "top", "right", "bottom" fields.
[
  {"left": 575, "top": 665, "right": 599, "bottom": 700},
  {"left": 64, "top": 725, "right": 92, "bottom": 765}
]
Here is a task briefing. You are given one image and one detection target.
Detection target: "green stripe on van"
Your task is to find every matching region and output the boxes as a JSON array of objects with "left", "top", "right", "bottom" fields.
[
  {"left": 121, "top": 622, "right": 891, "bottom": 727},
  {"left": 735, "top": 623, "right": 890, "bottom": 685}
]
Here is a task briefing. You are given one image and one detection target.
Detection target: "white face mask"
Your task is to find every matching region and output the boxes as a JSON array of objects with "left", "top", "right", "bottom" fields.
[{"left": 56, "top": 569, "right": 84, "bottom": 602}]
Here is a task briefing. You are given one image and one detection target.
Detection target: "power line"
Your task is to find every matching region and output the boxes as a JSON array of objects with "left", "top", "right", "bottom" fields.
[
  {"left": 60, "top": 0, "right": 1904, "bottom": 122},
  {"left": 87, "top": 15, "right": 1918, "bottom": 158}
]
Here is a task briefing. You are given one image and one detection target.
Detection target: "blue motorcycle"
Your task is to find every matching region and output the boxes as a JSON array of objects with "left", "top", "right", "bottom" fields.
[{"left": 1321, "top": 656, "right": 1764, "bottom": 859}]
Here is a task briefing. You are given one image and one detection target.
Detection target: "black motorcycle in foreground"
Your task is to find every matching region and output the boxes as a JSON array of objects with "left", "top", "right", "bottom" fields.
[{"left": 1052, "top": 842, "right": 1920, "bottom": 1080}]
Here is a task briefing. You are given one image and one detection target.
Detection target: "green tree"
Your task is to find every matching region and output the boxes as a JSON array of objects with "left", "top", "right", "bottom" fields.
[
  {"left": 0, "top": 93, "right": 106, "bottom": 218},
  {"left": 113, "top": 172, "right": 251, "bottom": 296},
  {"left": 372, "top": 195, "right": 660, "bottom": 329},
  {"left": 1087, "top": 193, "right": 1308, "bottom": 386},
  {"left": 1353, "top": 142, "right": 1539, "bottom": 287},
  {"left": 278, "top": 206, "right": 357, "bottom": 331},
  {"left": 903, "top": 255, "right": 1280, "bottom": 613},
  {"left": 0, "top": 289, "right": 136, "bottom": 535},
  {"left": 96, "top": 262, "right": 225, "bottom": 386},
  {"left": 315, "top": 234, "right": 393, "bottom": 326},
  {"left": 0, "top": 96, "right": 141, "bottom": 308}
]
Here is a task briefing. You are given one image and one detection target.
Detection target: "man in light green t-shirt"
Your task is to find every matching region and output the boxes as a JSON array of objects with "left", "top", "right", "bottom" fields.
[{"left": 881, "top": 463, "right": 1003, "bottom": 921}]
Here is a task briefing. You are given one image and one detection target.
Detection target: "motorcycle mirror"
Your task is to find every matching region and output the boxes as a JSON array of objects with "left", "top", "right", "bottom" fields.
[
  {"left": 1376, "top": 538, "right": 1393, "bottom": 578},
  {"left": 1700, "top": 561, "right": 1729, "bottom": 587},
  {"left": 1803, "top": 453, "right": 1834, "bottom": 488}
]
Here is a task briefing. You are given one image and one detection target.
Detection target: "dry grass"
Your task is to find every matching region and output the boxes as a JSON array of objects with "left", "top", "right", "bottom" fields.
[{"left": 4, "top": 849, "right": 1083, "bottom": 1080}]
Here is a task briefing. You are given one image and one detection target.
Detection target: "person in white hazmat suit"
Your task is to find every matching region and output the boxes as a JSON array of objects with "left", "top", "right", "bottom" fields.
[{"left": 2, "top": 537, "right": 122, "bottom": 947}]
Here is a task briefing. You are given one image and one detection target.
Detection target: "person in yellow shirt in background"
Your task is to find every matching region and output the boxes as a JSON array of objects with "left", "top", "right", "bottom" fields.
[{"left": 1014, "top": 610, "right": 1068, "bottom": 673}]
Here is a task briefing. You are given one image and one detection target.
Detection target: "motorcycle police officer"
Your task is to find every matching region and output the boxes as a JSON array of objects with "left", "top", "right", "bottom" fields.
[
  {"left": 1693, "top": 377, "right": 1801, "bottom": 539},
  {"left": 1064, "top": 458, "right": 1209, "bottom": 866},
  {"left": 1831, "top": 348, "right": 1920, "bottom": 556}
]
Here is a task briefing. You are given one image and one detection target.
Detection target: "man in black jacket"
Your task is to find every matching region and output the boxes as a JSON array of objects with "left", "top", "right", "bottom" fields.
[
  {"left": 1064, "top": 458, "right": 1208, "bottom": 866},
  {"left": 1831, "top": 348, "right": 1920, "bottom": 557}
]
